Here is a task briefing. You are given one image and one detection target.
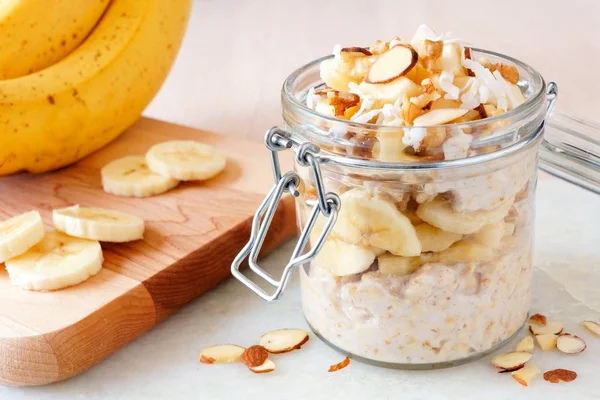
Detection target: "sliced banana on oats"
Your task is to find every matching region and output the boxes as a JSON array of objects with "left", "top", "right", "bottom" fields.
[
  {"left": 471, "top": 220, "right": 506, "bottom": 248},
  {"left": 437, "top": 239, "right": 495, "bottom": 264},
  {"left": 146, "top": 140, "right": 227, "bottom": 181},
  {"left": 101, "top": 155, "right": 179, "bottom": 197},
  {"left": 335, "top": 190, "right": 421, "bottom": 257},
  {"left": 5, "top": 231, "right": 103, "bottom": 291},
  {"left": 377, "top": 253, "right": 421, "bottom": 276},
  {"left": 314, "top": 238, "right": 376, "bottom": 277},
  {"left": 415, "top": 223, "right": 462, "bottom": 252},
  {"left": 53, "top": 205, "right": 144, "bottom": 243},
  {"left": 416, "top": 197, "right": 514, "bottom": 235},
  {"left": 0, "top": 210, "right": 45, "bottom": 263}
]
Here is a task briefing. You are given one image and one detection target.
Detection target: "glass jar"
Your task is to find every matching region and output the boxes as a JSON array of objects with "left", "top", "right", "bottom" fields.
[{"left": 231, "top": 49, "right": 600, "bottom": 369}]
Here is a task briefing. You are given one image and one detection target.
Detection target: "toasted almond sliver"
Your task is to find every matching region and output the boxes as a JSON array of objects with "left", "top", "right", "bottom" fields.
[
  {"left": 535, "top": 333, "right": 558, "bottom": 351},
  {"left": 529, "top": 313, "right": 547, "bottom": 326},
  {"left": 529, "top": 320, "right": 563, "bottom": 335},
  {"left": 241, "top": 345, "right": 269, "bottom": 368},
  {"left": 514, "top": 336, "right": 535, "bottom": 353},
  {"left": 340, "top": 47, "right": 373, "bottom": 57},
  {"left": 259, "top": 329, "right": 309, "bottom": 354},
  {"left": 328, "top": 356, "right": 351, "bottom": 372},
  {"left": 199, "top": 344, "right": 245, "bottom": 364},
  {"left": 583, "top": 320, "right": 600, "bottom": 336},
  {"left": 556, "top": 333, "right": 586, "bottom": 354},
  {"left": 365, "top": 45, "right": 418, "bottom": 84},
  {"left": 512, "top": 363, "right": 541, "bottom": 387},
  {"left": 248, "top": 358, "right": 276, "bottom": 374},
  {"left": 412, "top": 108, "right": 469, "bottom": 126},
  {"left": 490, "top": 351, "right": 532, "bottom": 371},
  {"left": 543, "top": 368, "right": 577, "bottom": 383}
]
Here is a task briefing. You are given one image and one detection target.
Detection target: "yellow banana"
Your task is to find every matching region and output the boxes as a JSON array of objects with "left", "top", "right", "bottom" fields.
[
  {"left": 0, "top": 0, "right": 111, "bottom": 79},
  {"left": 0, "top": 0, "right": 192, "bottom": 175}
]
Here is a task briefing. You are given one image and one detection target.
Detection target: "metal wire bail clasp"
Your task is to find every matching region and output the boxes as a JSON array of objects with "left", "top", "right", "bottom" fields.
[{"left": 231, "top": 127, "right": 340, "bottom": 301}]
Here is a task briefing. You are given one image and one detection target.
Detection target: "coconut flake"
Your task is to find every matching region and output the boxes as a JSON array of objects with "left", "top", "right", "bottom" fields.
[
  {"left": 402, "top": 127, "right": 427, "bottom": 149},
  {"left": 439, "top": 71, "right": 460, "bottom": 100},
  {"left": 306, "top": 87, "right": 318, "bottom": 109},
  {"left": 333, "top": 44, "right": 342, "bottom": 60}
]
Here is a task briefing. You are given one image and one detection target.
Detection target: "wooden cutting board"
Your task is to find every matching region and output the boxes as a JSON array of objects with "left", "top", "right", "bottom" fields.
[{"left": 0, "top": 118, "right": 296, "bottom": 387}]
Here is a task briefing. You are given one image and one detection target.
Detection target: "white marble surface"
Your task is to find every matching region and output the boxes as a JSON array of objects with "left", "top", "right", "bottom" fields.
[{"left": 1, "top": 177, "right": 599, "bottom": 399}]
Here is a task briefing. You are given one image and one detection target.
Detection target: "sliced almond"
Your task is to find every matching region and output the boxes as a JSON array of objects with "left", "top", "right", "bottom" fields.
[
  {"left": 412, "top": 108, "right": 469, "bottom": 126},
  {"left": 489, "top": 62, "right": 520, "bottom": 84},
  {"left": 199, "top": 344, "right": 245, "bottom": 364},
  {"left": 259, "top": 329, "right": 309, "bottom": 354},
  {"left": 365, "top": 45, "right": 418, "bottom": 84},
  {"left": 543, "top": 368, "right": 577, "bottom": 383},
  {"left": 529, "top": 313, "right": 547, "bottom": 326},
  {"left": 556, "top": 333, "right": 586, "bottom": 354},
  {"left": 511, "top": 363, "right": 540, "bottom": 387},
  {"left": 341, "top": 47, "right": 373, "bottom": 57},
  {"left": 515, "top": 336, "right": 535, "bottom": 353},
  {"left": 248, "top": 358, "right": 276, "bottom": 374},
  {"left": 490, "top": 351, "right": 532, "bottom": 371},
  {"left": 529, "top": 320, "right": 563, "bottom": 335},
  {"left": 535, "top": 334, "right": 558, "bottom": 351},
  {"left": 464, "top": 47, "right": 476, "bottom": 77},
  {"left": 241, "top": 345, "right": 269, "bottom": 368},
  {"left": 583, "top": 320, "right": 600, "bottom": 336},
  {"left": 328, "top": 356, "right": 351, "bottom": 372}
]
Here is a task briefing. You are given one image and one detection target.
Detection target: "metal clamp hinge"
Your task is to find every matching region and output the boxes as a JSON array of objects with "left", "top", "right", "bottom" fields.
[{"left": 231, "top": 127, "right": 340, "bottom": 301}]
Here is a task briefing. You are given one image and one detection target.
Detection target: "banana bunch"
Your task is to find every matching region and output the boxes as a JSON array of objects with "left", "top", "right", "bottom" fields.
[
  {"left": 0, "top": 0, "right": 192, "bottom": 175},
  {"left": 1, "top": 206, "right": 145, "bottom": 291}
]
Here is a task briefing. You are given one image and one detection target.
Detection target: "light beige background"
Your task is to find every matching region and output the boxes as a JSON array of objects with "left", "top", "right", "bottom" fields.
[{"left": 146, "top": 0, "right": 600, "bottom": 140}]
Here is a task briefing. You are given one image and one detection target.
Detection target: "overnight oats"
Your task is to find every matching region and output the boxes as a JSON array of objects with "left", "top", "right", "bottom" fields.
[{"left": 288, "top": 25, "right": 547, "bottom": 368}]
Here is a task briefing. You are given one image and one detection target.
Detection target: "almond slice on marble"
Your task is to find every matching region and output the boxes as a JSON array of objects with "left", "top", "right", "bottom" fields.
[
  {"left": 535, "top": 334, "right": 558, "bottom": 351},
  {"left": 341, "top": 47, "right": 373, "bottom": 56},
  {"left": 515, "top": 336, "right": 535, "bottom": 353},
  {"left": 241, "top": 345, "right": 269, "bottom": 368},
  {"left": 543, "top": 368, "right": 577, "bottom": 383},
  {"left": 529, "top": 320, "right": 563, "bottom": 335},
  {"left": 199, "top": 344, "right": 245, "bottom": 364},
  {"left": 556, "top": 334, "right": 586, "bottom": 354},
  {"left": 583, "top": 320, "right": 600, "bottom": 336},
  {"left": 248, "top": 358, "right": 276, "bottom": 374},
  {"left": 412, "top": 108, "right": 469, "bottom": 126},
  {"left": 365, "top": 45, "right": 418, "bottom": 84},
  {"left": 512, "top": 363, "right": 541, "bottom": 387},
  {"left": 259, "top": 329, "right": 309, "bottom": 354},
  {"left": 328, "top": 356, "right": 351, "bottom": 372},
  {"left": 529, "top": 314, "right": 547, "bottom": 326},
  {"left": 491, "top": 351, "right": 532, "bottom": 371}
]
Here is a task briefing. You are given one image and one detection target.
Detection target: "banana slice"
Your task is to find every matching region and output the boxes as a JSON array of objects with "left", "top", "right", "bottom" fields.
[
  {"left": 437, "top": 239, "right": 495, "bottom": 264},
  {"left": 415, "top": 223, "right": 462, "bottom": 252},
  {"left": 378, "top": 253, "right": 421, "bottom": 276},
  {"left": 101, "top": 155, "right": 179, "bottom": 197},
  {"left": 471, "top": 220, "right": 506, "bottom": 248},
  {"left": 5, "top": 231, "right": 103, "bottom": 291},
  {"left": 146, "top": 140, "right": 227, "bottom": 181},
  {"left": 314, "top": 238, "right": 376, "bottom": 277},
  {"left": 0, "top": 211, "right": 45, "bottom": 263},
  {"left": 416, "top": 197, "right": 514, "bottom": 235},
  {"left": 53, "top": 205, "right": 144, "bottom": 243},
  {"left": 335, "top": 190, "right": 421, "bottom": 257}
]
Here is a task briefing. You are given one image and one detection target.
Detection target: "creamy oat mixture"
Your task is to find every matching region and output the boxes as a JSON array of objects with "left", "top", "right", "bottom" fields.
[{"left": 298, "top": 25, "right": 536, "bottom": 365}]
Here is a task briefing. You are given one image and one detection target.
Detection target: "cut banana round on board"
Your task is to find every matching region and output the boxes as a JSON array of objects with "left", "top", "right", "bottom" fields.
[
  {"left": 5, "top": 231, "right": 103, "bottom": 291},
  {"left": 145, "top": 140, "right": 227, "bottom": 181},
  {"left": 333, "top": 189, "right": 421, "bottom": 257},
  {"left": 101, "top": 155, "right": 179, "bottom": 197},
  {"left": 53, "top": 205, "right": 144, "bottom": 243},
  {"left": 0, "top": 211, "right": 45, "bottom": 263},
  {"left": 416, "top": 197, "right": 514, "bottom": 235}
]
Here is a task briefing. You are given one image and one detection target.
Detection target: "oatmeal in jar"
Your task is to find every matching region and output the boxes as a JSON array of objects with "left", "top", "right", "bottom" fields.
[{"left": 292, "top": 25, "right": 546, "bottom": 367}]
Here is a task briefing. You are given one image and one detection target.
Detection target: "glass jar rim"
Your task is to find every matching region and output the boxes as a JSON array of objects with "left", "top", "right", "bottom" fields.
[{"left": 280, "top": 47, "right": 549, "bottom": 171}]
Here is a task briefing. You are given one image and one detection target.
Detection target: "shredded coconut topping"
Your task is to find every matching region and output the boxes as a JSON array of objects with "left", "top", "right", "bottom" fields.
[{"left": 439, "top": 71, "right": 460, "bottom": 100}]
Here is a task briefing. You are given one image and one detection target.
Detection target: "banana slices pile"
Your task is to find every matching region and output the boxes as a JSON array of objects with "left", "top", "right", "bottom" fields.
[
  {"left": 102, "top": 140, "right": 227, "bottom": 197},
  {"left": 310, "top": 188, "right": 515, "bottom": 277},
  {"left": 0, "top": 206, "right": 145, "bottom": 291}
]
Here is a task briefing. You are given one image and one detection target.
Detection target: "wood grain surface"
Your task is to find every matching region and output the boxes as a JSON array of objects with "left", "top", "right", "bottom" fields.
[{"left": 0, "top": 118, "right": 296, "bottom": 386}]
